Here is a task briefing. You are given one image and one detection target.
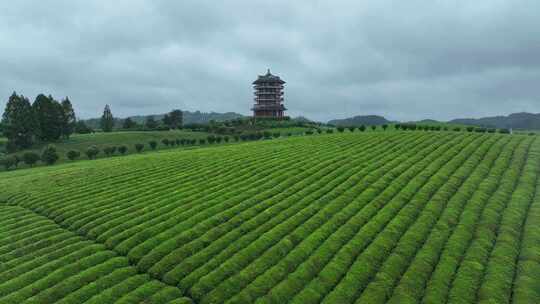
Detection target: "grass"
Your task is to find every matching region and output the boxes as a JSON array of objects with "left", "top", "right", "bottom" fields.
[{"left": 0, "top": 130, "right": 538, "bottom": 304}]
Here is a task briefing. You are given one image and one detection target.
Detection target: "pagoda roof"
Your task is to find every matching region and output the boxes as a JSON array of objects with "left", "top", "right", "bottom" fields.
[{"left": 252, "top": 69, "right": 286, "bottom": 84}]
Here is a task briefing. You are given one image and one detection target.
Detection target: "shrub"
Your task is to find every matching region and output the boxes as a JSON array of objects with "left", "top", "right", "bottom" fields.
[
  {"left": 466, "top": 126, "right": 474, "bottom": 132},
  {"left": 474, "top": 127, "right": 487, "bottom": 133},
  {"left": 199, "top": 139, "right": 206, "bottom": 145},
  {"left": 370, "top": 125, "right": 376, "bottom": 131},
  {"left": 382, "top": 124, "right": 388, "bottom": 131},
  {"left": 216, "top": 136, "right": 223, "bottom": 143},
  {"left": 162, "top": 139, "right": 170, "bottom": 146},
  {"left": 528, "top": 132, "right": 535, "bottom": 136},
  {"left": 263, "top": 131, "right": 272, "bottom": 139},
  {"left": 224, "top": 136, "right": 230, "bottom": 142},
  {"left": 316, "top": 129, "right": 323, "bottom": 134},
  {"left": 348, "top": 126, "right": 356, "bottom": 132},
  {"left": 337, "top": 126, "right": 345, "bottom": 133},
  {"left": 41, "top": 145, "right": 59, "bottom": 165},
  {"left": 305, "top": 130, "right": 314, "bottom": 135},
  {"left": 394, "top": 124, "right": 401, "bottom": 130},
  {"left": 0, "top": 155, "right": 17, "bottom": 170},
  {"left": 23, "top": 152, "right": 40, "bottom": 167},
  {"left": 66, "top": 150, "right": 80, "bottom": 161},
  {"left": 453, "top": 127, "right": 461, "bottom": 132},
  {"left": 207, "top": 135, "right": 216, "bottom": 144},
  {"left": 272, "top": 132, "right": 280, "bottom": 138},
  {"left": 135, "top": 143, "right": 144, "bottom": 153},
  {"left": 359, "top": 125, "right": 366, "bottom": 132},
  {"left": 103, "top": 146, "right": 116, "bottom": 156},
  {"left": 118, "top": 145, "right": 128, "bottom": 155},
  {"left": 149, "top": 141, "right": 158, "bottom": 150},
  {"left": 176, "top": 139, "right": 181, "bottom": 146},
  {"left": 326, "top": 129, "right": 334, "bottom": 134},
  {"left": 233, "top": 135, "right": 239, "bottom": 142},
  {"left": 487, "top": 128, "right": 496, "bottom": 133},
  {"left": 85, "top": 146, "right": 100, "bottom": 159},
  {"left": 287, "top": 133, "right": 293, "bottom": 137}
]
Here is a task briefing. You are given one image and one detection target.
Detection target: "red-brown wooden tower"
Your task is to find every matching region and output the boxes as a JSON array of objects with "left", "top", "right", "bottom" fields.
[{"left": 252, "top": 69, "right": 286, "bottom": 118}]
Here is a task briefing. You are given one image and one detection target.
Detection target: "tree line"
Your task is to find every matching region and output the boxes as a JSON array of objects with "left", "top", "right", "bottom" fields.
[{"left": 1, "top": 92, "right": 76, "bottom": 152}]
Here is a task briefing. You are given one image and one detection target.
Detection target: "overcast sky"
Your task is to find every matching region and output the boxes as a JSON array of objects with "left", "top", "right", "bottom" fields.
[{"left": 1, "top": 1, "right": 539, "bottom": 122}]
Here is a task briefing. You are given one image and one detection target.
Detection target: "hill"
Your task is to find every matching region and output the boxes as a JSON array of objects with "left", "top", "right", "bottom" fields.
[
  {"left": 450, "top": 112, "right": 540, "bottom": 130},
  {"left": 328, "top": 115, "right": 391, "bottom": 126},
  {"left": 1, "top": 131, "right": 539, "bottom": 303},
  {"left": 82, "top": 111, "right": 245, "bottom": 129}
]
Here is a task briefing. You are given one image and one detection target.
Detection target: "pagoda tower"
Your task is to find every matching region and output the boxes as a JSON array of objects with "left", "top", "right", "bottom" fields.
[{"left": 252, "top": 69, "right": 286, "bottom": 118}]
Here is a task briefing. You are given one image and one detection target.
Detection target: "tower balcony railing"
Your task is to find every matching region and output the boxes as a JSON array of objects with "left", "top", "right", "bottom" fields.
[
  {"left": 254, "top": 85, "right": 284, "bottom": 89},
  {"left": 254, "top": 98, "right": 284, "bottom": 102}
]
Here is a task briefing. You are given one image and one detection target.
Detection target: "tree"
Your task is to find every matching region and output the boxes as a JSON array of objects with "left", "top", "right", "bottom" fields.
[
  {"left": 348, "top": 126, "right": 356, "bottom": 132},
  {"left": 122, "top": 117, "right": 137, "bottom": 129},
  {"left": 75, "top": 121, "right": 93, "bottom": 134},
  {"left": 60, "top": 97, "right": 76, "bottom": 139},
  {"left": 41, "top": 145, "right": 59, "bottom": 165},
  {"left": 100, "top": 105, "right": 114, "bottom": 132},
  {"left": 337, "top": 126, "right": 345, "bottom": 133},
  {"left": 371, "top": 125, "right": 377, "bottom": 131},
  {"left": 135, "top": 143, "right": 144, "bottom": 153},
  {"left": 163, "top": 110, "right": 183, "bottom": 129},
  {"left": 33, "top": 94, "right": 63, "bottom": 141},
  {"left": 161, "top": 138, "right": 170, "bottom": 147},
  {"left": 23, "top": 152, "right": 40, "bottom": 167},
  {"left": 85, "top": 145, "right": 100, "bottom": 159},
  {"left": 145, "top": 116, "right": 158, "bottom": 130},
  {"left": 149, "top": 140, "right": 158, "bottom": 150},
  {"left": 382, "top": 124, "right": 388, "bottom": 131},
  {"left": 118, "top": 145, "right": 128, "bottom": 155},
  {"left": 199, "top": 139, "right": 206, "bottom": 145},
  {"left": 2, "top": 92, "right": 36, "bottom": 151},
  {"left": 66, "top": 150, "right": 80, "bottom": 161}
]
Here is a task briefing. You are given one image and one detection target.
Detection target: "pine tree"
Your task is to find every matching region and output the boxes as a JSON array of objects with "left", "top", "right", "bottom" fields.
[
  {"left": 1, "top": 92, "right": 36, "bottom": 151},
  {"left": 60, "top": 97, "right": 76, "bottom": 139},
  {"left": 100, "top": 104, "right": 114, "bottom": 132},
  {"left": 32, "top": 94, "right": 63, "bottom": 141}
]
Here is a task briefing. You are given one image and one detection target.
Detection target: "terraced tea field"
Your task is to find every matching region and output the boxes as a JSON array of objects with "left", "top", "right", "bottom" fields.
[{"left": 0, "top": 132, "right": 539, "bottom": 304}]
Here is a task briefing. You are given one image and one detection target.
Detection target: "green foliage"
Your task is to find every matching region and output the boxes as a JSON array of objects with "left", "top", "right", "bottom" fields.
[
  {"left": 0, "top": 154, "right": 18, "bottom": 170},
  {"left": 66, "top": 150, "right": 80, "bottom": 161},
  {"left": 118, "top": 145, "right": 128, "bottom": 155},
  {"left": 40, "top": 145, "right": 59, "bottom": 165},
  {"left": 2, "top": 92, "right": 36, "bottom": 151},
  {"left": 100, "top": 105, "right": 114, "bottom": 132},
  {"left": 135, "top": 143, "right": 144, "bottom": 153},
  {"left": 122, "top": 118, "right": 138, "bottom": 129},
  {"left": 337, "top": 126, "right": 345, "bottom": 133},
  {"left": 145, "top": 116, "right": 159, "bottom": 130},
  {"left": 149, "top": 141, "right": 158, "bottom": 150},
  {"left": 163, "top": 110, "right": 183, "bottom": 130},
  {"left": 22, "top": 152, "right": 40, "bottom": 167},
  {"left": 103, "top": 146, "right": 116, "bottom": 156},
  {"left": 359, "top": 125, "right": 366, "bottom": 132},
  {"left": 75, "top": 121, "right": 93, "bottom": 134},
  {"left": 85, "top": 145, "right": 100, "bottom": 159}
]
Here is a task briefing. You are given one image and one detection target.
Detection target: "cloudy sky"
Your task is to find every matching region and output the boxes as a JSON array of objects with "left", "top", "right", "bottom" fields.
[{"left": 1, "top": 1, "right": 539, "bottom": 122}]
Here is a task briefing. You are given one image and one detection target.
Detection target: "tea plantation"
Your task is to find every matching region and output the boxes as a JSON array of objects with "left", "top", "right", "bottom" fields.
[{"left": 0, "top": 131, "right": 538, "bottom": 303}]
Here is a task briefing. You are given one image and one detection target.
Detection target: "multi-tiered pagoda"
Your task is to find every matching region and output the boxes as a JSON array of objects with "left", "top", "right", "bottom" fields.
[{"left": 252, "top": 69, "right": 286, "bottom": 119}]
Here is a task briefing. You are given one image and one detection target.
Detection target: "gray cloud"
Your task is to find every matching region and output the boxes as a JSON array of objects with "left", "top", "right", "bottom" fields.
[{"left": 1, "top": 0, "right": 539, "bottom": 122}]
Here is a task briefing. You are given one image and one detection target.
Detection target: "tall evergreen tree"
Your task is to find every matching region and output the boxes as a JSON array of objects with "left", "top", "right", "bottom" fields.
[
  {"left": 100, "top": 104, "right": 114, "bottom": 132},
  {"left": 32, "top": 94, "right": 63, "bottom": 141},
  {"left": 1, "top": 92, "right": 36, "bottom": 151},
  {"left": 60, "top": 97, "right": 76, "bottom": 139}
]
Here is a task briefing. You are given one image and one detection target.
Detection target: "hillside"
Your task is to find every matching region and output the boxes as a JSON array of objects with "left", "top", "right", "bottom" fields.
[
  {"left": 1, "top": 132, "right": 539, "bottom": 303},
  {"left": 450, "top": 112, "right": 540, "bottom": 130},
  {"left": 328, "top": 115, "right": 390, "bottom": 126},
  {"left": 82, "top": 111, "right": 245, "bottom": 129}
]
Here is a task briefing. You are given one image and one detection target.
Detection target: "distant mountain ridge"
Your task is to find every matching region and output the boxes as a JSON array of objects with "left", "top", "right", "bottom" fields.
[
  {"left": 328, "top": 115, "right": 391, "bottom": 126},
  {"left": 449, "top": 112, "right": 540, "bottom": 130}
]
